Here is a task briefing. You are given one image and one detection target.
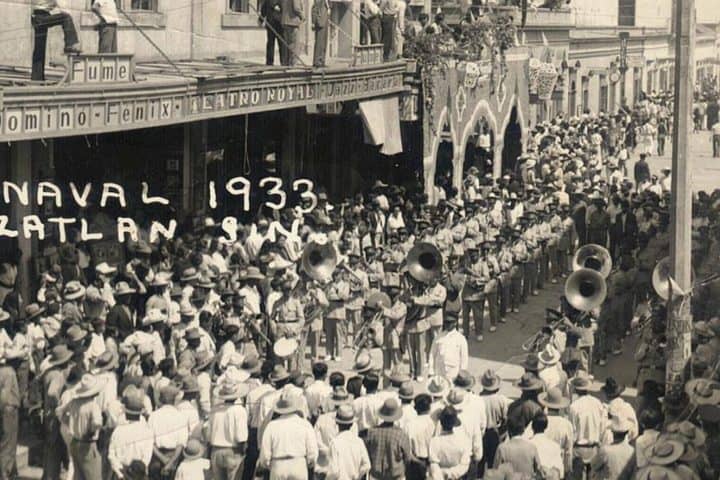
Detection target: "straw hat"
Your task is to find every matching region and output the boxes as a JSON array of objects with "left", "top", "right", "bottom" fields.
[
  {"left": 426, "top": 375, "right": 451, "bottom": 398},
  {"left": 114, "top": 282, "right": 137, "bottom": 296},
  {"left": 330, "top": 386, "right": 351, "bottom": 406},
  {"left": 538, "top": 387, "right": 570, "bottom": 410},
  {"left": 269, "top": 364, "right": 290, "bottom": 384},
  {"left": 141, "top": 308, "right": 166, "bottom": 327},
  {"left": 75, "top": 374, "right": 103, "bottom": 399},
  {"left": 24, "top": 303, "right": 46, "bottom": 322},
  {"left": 610, "top": 415, "right": 632, "bottom": 433},
  {"left": 479, "top": 370, "right": 501, "bottom": 392},
  {"left": 92, "top": 350, "right": 118, "bottom": 373},
  {"left": 666, "top": 421, "right": 706, "bottom": 447},
  {"left": 335, "top": 404, "right": 356, "bottom": 425},
  {"left": 454, "top": 370, "right": 475, "bottom": 390},
  {"left": 685, "top": 378, "right": 720, "bottom": 405},
  {"left": 63, "top": 281, "right": 86, "bottom": 301},
  {"left": 274, "top": 387, "right": 303, "bottom": 415},
  {"left": 378, "top": 398, "right": 403, "bottom": 423},
  {"left": 217, "top": 382, "right": 245, "bottom": 401},
  {"left": 398, "top": 382, "right": 415, "bottom": 401},
  {"left": 95, "top": 262, "right": 117, "bottom": 276},
  {"left": 514, "top": 373, "right": 543, "bottom": 391},
  {"left": 645, "top": 439, "right": 685, "bottom": 466},
  {"left": 182, "top": 439, "right": 206, "bottom": 461},
  {"left": 635, "top": 466, "right": 682, "bottom": 480},
  {"left": 386, "top": 368, "right": 411, "bottom": 386},
  {"left": 352, "top": 351, "right": 373, "bottom": 374},
  {"left": 538, "top": 345, "right": 561, "bottom": 366}
]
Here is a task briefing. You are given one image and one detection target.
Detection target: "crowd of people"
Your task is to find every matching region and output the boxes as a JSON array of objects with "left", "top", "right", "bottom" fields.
[{"left": 1, "top": 91, "right": 720, "bottom": 480}]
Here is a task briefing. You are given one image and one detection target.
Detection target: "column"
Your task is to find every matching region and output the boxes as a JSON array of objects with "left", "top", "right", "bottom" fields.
[
  {"left": 183, "top": 120, "right": 208, "bottom": 216},
  {"left": 10, "top": 141, "right": 33, "bottom": 305}
]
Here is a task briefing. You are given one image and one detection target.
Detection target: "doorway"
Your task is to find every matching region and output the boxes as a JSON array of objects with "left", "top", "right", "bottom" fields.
[
  {"left": 502, "top": 106, "right": 522, "bottom": 175},
  {"left": 463, "top": 118, "right": 494, "bottom": 178}
]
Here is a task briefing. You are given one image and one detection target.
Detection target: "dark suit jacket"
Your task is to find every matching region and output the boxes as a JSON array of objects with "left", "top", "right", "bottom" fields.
[
  {"left": 281, "top": 0, "right": 304, "bottom": 27},
  {"left": 260, "top": 0, "right": 282, "bottom": 23},
  {"left": 634, "top": 160, "right": 650, "bottom": 184},
  {"left": 311, "top": 0, "right": 329, "bottom": 30},
  {"left": 612, "top": 212, "right": 638, "bottom": 250},
  {"left": 106, "top": 304, "right": 133, "bottom": 339}
]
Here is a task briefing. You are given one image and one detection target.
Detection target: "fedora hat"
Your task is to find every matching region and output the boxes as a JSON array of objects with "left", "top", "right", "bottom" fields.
[
  {"left": 352, "top": 351, "right": 373, "bottom": 374},
  {"left": 269, "top": 364, "right": 290, "bottom": 384},
  {"left": 194, "top": 350, "right": 214, "bottom": 372},
  {"left": 182, "top": 439, "right": 205, "bottom": 461},
  {"left": 426, "top": 375, "right": 450, "bottom": 398},
  {"left": 193, "top": 276, "right": 216, "bottom": 290},
  {"left": 179, "top": 302, "right": 197, "bottom": 318},
  {"left": 666, "top": 421, "right": 706, "bottom": 447},
  {"left": 240, "top": 266, "right": 265, "bottom": 281},
  {"left": 24, "top": 303, "right": 46, "bottom": 322},
  {"left": 685, "top": 378, "right": 720, "bottom": 405},
  {"left": 454, "top": 370, "right": 475, "bottom": 390},
  {"left": 386, "top": 368, "right": 411, "bottom": 386},
  {"left": 538, "top": 387, "right": 570, "bottom": 410},
  {"left": 515, "top": 373, "right": 543, "bottom": 391},
  {"left": 538, "top": 345, "right": 561, "bottom": 366},
  {"left": 601, "top": 377, "right": 626, "bottom": 399},
  {"left": 141, "top": 308, "right": 166, "bottom": 326},
  {"left": 635, "top": 466, "right": 682, "bottom": 480},
  {"left": 570, "top": 372, "right": 594, "bottom": 391},
  {"left": 378, "top": 397, "right": 403, "bottom": 423},
  {"left": 445, "top": 388, "right": 466, "bottom": 411},
  {"left": 114, "top": 281, "right": 136, "bottom": 296},
  {"left": 95, "top": 262, "right": 117, "bottom": 276},
  {"left": 274, "top": 387, "right": 302, "bottom": 415},
  {"left": 63, "top": 281, "right": 86, "bottom": 301},
  {"left": 217, "top": 382, "right": 244, "bottom": 401},
  {"left": 480, "top": 370, "right": 501, "bottom": 392},
  {"left": 645, "top": 439, "right": 685, "bottom": 466},
  {"left": 159, "top": 385, "right": 182, "bottom": 405},
  {"left": 521, "top": 353, "right": 541, "bottom": 372},
  {"left": 180, "top": 267, "right": 200, "bottom": 283},
  {"left": 122, "top": 386, "right": 145, "bottom": 416},
  {"left": 330, "top": 386, "right": 351, "bottom": 406},
  {"left": 75, "top": 374, "right": 103, "bottom": 399},
  {"left": 335, "top": 404, "right": 356, "bottom": 425},
  {"left": 92, "top": 350, "right": 118, "bottom": 373},
  {"left": 398, "top": 382, "right": 415, "bottom": 401},
  {"left": 66, "top": 325, "right": 87, "bottom": 343},
  {"left": 45, "top": 344, "right": 74, "bottom": 369},
  {"left": 150, "top": 273, "right": 171, "bottom": 288}
]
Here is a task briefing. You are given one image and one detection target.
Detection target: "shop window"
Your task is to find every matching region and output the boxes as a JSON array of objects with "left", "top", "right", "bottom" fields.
[
  {"left": 618, "top": 0, "right": 635, "bottom": 26},
  {"left": 229, "top": 0, "right": 250, "bottom": 13}
]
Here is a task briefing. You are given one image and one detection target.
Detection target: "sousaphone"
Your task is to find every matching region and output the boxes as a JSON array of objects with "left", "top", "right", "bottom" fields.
[
  {"left": 652, "top": 256, "right": 689, "bottom": 300},
  {"left": 572, "top": 244, "right": 612, "bottom": 279},
  {"left": 301, "top": 241, "right": 338, "bottom": 282},
  {"left": 406, "top": 242, "right": 443, "bottom": 284},
  {"left": 565, "top": 268, "right": 607, "bottom": 312}
]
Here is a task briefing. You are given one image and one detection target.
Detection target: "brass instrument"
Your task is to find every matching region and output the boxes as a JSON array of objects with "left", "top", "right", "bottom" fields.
[
  {"left": 651, "top": 256, "right": 720, "bottom": 301},
  {"left": 301, "top": 241, "right": 338, "bottom": 282},
  {"left": 521, "top": 317, "right": 566, "bottom": 352},
  {"left": 565, "top": 268, "right": 607, "bottom": 312},
  {"left": 572, "top": 244, "right": 612, "bottom": 279},
  {"left": 406, "top": 242, "right": 443, "bottom": 284}
]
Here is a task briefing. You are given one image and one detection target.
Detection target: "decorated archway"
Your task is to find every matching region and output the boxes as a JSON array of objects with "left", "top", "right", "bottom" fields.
[{"left": 421, "top": 50, "right": 530, "bottom": 202}]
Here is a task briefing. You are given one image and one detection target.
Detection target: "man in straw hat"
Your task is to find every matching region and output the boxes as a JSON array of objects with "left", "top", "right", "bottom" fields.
[
  {"left": 366, "top": 397, "right": 416, "bottom": 479},
  {"left": 107, "top": 385, "right": 154, "bottom": 479},
  {"left": 537, "top": 386, "right": 573, "bottom": 475},
  {"left": 257, "top": 385, "right": 318, "bottom": 479},
  {"left": 477, "top": 369, "right": 511, "bottom": 476},
  {"left": 56, "top": 373, "right": 104, "bottom": 480},
  {"left": 429, "top": 405, "right": 472, "bottom": 479},
  {"left": 568, "top": 371, "right": 608, "bottom": 478},
  {"left": 324, "top": 403, "right": 371, "bottom": 480},
  {"left": 206, "top": 381, "right": 249, "bottom": 480},
  {"left": 106, "top": 281, "right": 137, "bottom": 341},
  {"left": 507, "top": 373, "right": 544, "bottom": 432},
  {"left": 590, "top": 415, "right": 635, "bottom": 479},
  {"left": 444, "top": 388, "right": 484, "bottom": 475},
  {"left": 174, "top": 438, "right": 211, "bottom": 480},
  {"left": 41, "top": 343, "right": 75, "bottom": 479},
  {"left": 428, "top": 310, "right": 468, "bottom": 382},
  {"left": 602, "top": 376, "right": 639, "bottom": 441},
  {"left": 147, "top": 385, "right": 187, "bottom": 479}
]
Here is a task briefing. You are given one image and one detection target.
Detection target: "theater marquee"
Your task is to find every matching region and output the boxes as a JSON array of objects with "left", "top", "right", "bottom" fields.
[{"left": 0, "top": 65, "right": 406, "bottom": 141}]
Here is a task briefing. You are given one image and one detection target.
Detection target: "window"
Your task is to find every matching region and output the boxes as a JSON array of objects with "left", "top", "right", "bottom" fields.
[
  {"left": 646, "top": 71, "right": 654, "bottom": 93},
  {"left": 633, "top": 68, "right": 642, "bottom": 103},
  {"left": 618, "top": 0, "right": 635, "bottom": 27},
  {"left": 568, "top": 77, "right": 577, "bottom": 117},
  {"left": 129, "top": 0, "right": 156, "bottom": 11},
  {"left": 581, "top": 76, "right": 589, "bottom": 114},
  {"left": 599, "top": 75, "right": 608, "bottom": 113},
  {"left": 229, "top": 0, "right": 250, "bottom": 13}
]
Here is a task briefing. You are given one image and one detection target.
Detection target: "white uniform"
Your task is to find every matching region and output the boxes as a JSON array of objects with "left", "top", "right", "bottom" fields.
[{"left": 428, "top": 329, "right": 468, "bottom": 381}]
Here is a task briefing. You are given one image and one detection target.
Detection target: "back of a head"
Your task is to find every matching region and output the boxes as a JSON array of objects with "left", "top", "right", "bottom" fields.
[
  {"left": 532, "top": 413, "right": 548, "bottom": 434},
  {"left": 508, "top": 416, "right": 526, "bottom": 437},
  {"left": 311, "top": 362, "right": 328, "bottom": 380},
  {"left": 347, "top": 376, "right": 363, "bottom": 398},
  {"left": 363, "top": 372, "right": 379, "bottom": 393},
  {"left": 414, "top": 393, "right": 432, "bottom": 415},
  {"left": 329, "top": 371, "right": 346, "bottom": 388}
]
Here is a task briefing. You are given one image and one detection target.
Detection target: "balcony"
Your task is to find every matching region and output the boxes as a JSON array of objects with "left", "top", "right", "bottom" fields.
[{"left": 432, "top": 3, "right": 573, "bottom": 28}]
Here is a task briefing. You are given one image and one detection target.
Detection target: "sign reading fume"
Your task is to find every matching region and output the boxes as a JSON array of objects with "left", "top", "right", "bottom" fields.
[{"left": 0, "top": 177, "right": 318, "bottom": 244}]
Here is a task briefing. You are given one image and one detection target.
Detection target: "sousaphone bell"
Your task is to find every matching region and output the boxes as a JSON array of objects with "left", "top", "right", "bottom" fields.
[
  {"left": 301, "top": 241, "right": 338, "bottom": 282},
  {"left": 652, "top": 256, "right": 689, "bottom": 300},
  {"left": 406, "top": 242, "right": 443, "bottom": 284},
  {"left": 565, "top": 268, "right": 607, "bottom": 312},
  {"left": 572, "top": 244, "right": 612, "bottom": 278}
]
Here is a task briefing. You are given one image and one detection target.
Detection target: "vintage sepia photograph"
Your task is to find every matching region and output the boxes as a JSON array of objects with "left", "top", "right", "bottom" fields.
[{"left": 0, "top": 0, "right": 719, "bottom": 479}]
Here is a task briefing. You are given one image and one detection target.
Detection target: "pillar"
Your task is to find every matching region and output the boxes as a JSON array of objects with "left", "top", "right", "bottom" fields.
[
  {"left": 10, "top": 141, "right": 33, "bottom": 305},
  {"left": 183, "top": 120, "right": 208, "bottom": 216}
]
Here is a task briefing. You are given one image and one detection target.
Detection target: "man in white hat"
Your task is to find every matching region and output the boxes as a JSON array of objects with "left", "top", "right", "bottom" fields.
[
  {"left": 56, "top": 374, "right": 104, "bottom": 480},
  {"left": 257, "top": 386, "right": 318, "bottom": 479},
  {"left": 326, "top": 403, "right": 371, "bottom": 480},
  {"left": 589, "top": 416, "right": 634, "bottom": 480},
  {"left": 537, "top": 387, "right": 574, "bottom": 475},
  {"left": 206, "top": 382, "right": 249, "bottom": 480},
  {"left": 107, "top": 385, "right": 154, "bottom": 478},
  {"left": 538, "top": 344, "right": 566, "bottom": 392},
  {"left": 94, "top": 262, "right": 117, "bottom": 309}
]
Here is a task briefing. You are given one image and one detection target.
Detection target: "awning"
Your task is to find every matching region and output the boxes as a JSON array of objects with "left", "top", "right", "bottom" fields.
[{"left": 359, "top": 95, "right": 403, "bottom": 156}]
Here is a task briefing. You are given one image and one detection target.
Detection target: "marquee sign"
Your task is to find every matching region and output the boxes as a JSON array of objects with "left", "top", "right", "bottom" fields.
[
  {"left": 66, "top": 54, "right": 135, "bottom": 84},
  {"left": 0, "top": 67, "right": 406, "bottom": 141}
]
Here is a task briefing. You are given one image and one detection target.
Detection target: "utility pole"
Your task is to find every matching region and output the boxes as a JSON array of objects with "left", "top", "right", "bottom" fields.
[{"left": 666, "top": 0, "right": 695, "bottom": 402}]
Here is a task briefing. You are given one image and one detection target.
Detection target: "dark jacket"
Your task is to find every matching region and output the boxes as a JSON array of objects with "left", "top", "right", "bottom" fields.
[
  {"left": 634, "top": 159, "right": 650, "bottom": 184},
  {"left": 281, "top": 0, "right": 304, "bottom": 27},
  {"left": 106, "top": 304, "right": 134, "bottom": 340},
  {"left": 260, "top": 0, "right": 282, "bottom": 23},
  {"left": 311, "top": 0, "right": 329, "bottom": 30},
  {"left": 612, "top": 211, "right": 638, "bottom": 250}
]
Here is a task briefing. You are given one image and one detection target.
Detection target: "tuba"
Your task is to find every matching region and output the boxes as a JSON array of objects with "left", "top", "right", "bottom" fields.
[
  {"left": 572, "top": 244, "right": 612, "bottom": 279},
  {"left": 652, "top": 256, "right": 688, "bottom": 301},
  {"left": 406, "top": 242, "right": 443, "bottom": 284},
  {"left": 301, "top": 241, "right": 338, "bottom": 282},
  {"left": 565, "top": 268, "right": 607, "bottom": 312}
]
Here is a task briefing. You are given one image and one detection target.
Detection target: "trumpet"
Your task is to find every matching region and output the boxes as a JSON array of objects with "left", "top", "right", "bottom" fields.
[{"left": 521, "top": 317, "right": 566, "bottom": 352}]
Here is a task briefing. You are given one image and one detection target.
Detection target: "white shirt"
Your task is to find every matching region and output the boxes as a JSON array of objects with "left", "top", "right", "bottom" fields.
[
  {"left": 607, "top": 397, "right": 639, "bottom": 441},
  {"left": 568, "top": 395, "right": 607, "bottom": 444},
  {"left": 147, "top": 405, "right": 189, "bottom": 450},
  {"left": 429, "top": 430, "right": 472, "bottom": 480},
  {"left": 305, "top": 380, "right": 333, "bottom": 418},
  {"left": 107, "top": 419, "right": 154, "bottom": 476},
  {"left": 175, "top": 458, "right": 210, "bottom": 480},
  {"left": 403, "top": 414, "right": 436, "bottom": 459},
  {"left": 258, "top": 414, "right": 319, "bottom": 469},
  {"left": 530, "top": 433, "right": 564, "bottom": 478},
  {"left": 428, "top": 330, "right": 468, "bottom": 381},
  {"left": 326, "top": 430, "right": 371, "bottom": 480}
]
